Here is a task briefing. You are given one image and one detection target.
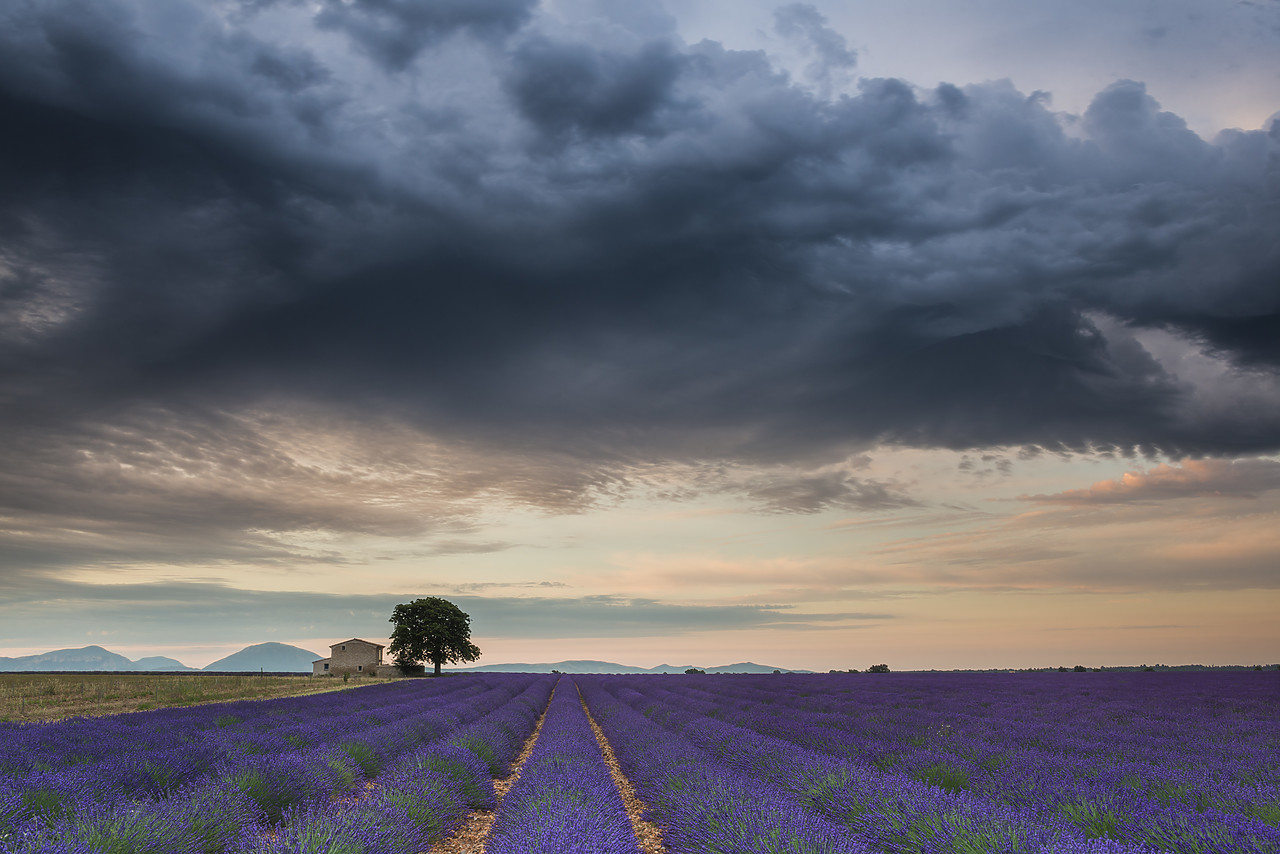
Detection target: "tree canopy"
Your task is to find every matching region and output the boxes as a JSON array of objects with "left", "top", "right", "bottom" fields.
[{"left": 388, "top": 597, "right": 480, "bottom": 676}]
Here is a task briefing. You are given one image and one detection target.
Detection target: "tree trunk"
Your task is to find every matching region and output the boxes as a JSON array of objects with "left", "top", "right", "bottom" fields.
[{"left": 433, "top": 660, "right": 442, "bottom": 676}]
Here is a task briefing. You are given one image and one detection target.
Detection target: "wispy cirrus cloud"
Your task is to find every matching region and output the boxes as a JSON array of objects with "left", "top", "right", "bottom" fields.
[{"left": 863, "top": 498, "right": 1280, "bottom": 594}]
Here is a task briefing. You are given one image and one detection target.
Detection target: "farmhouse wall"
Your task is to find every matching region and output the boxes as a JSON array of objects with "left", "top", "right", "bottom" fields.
[{"left": 312, "top": 638, "right": 387, "bottom": 676}]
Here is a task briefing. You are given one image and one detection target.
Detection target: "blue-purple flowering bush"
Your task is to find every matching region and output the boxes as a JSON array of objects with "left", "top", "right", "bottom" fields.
[
  {"left": 0, "top": 674, "right": 552, "bottom": 854},
  {"left": 239, "top": 802, "right": 421, "bottom": 854},
  {"left": 580, "top": 672, "right": 1279, "bottom": 854},
  {"left": 484, "top": 680, "right": 638, "bottom": 854},
  {"left": 236, "top": 679, "right": 553, "bottom": 854},
  {"left": 578, "top": 680, "right": 873, "bottom": 854},
  {"left": 400, "top": 744, "right": 495, "bottom": 810},
  {"left": 4, "top": 670, "right": 1275, "bottom": 854}
]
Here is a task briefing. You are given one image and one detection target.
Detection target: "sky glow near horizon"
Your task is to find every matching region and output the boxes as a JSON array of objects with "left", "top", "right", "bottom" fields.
[{"left": 1, "top": 0, "right": 1278, "bottom": 671}]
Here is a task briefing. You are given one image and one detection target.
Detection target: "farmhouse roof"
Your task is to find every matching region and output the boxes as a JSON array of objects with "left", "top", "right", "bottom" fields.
[
  {"left": 313, "top": 638, "right": 387, "bottom": 664},
  {"left": 332, "top": 638, "right": 384, "bottom": 649}
]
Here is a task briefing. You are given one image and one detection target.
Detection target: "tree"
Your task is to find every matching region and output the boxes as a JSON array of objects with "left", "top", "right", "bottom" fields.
[
  {"left": 868, "top": 663, "right": 890, "bottom": 673},
  {"left": 388, "top": 597, "right": 481, "bottom": 676}
]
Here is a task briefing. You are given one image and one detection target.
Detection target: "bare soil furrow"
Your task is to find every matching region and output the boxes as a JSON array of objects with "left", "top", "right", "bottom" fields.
[
  {"left": 578, "top": 685, "right": 667, "bottom": 854},
  {"left": 428, "top": 681, "right": 557, "bottom": 854}
]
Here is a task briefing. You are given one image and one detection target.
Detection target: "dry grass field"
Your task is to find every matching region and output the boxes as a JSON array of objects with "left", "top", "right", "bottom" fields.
[{"left": 0, "top": 672, "right": 394, "bottom": 722}]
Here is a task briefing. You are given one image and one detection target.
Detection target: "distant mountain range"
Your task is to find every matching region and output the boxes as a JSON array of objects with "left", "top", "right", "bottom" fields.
[
  {"left": 2, "top": 646, "right": 1264, "bottom": 675},
  {"left": 0, "top": 645, "right": 194, "bottom": 672},
  {"left": 0, "top": 646, "right": 807, "bottom": 675},
  {"left": 455, "top": 660, "right": 813, "bottom": 674},
  {"left": 202, "top": 642, "right": 321, "bottom": 672},
  {"left": 0, "top": 642, "right": 322, "bottom": 673}
]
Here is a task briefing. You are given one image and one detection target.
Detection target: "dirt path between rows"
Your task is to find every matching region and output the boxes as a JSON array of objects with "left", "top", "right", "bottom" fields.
[
  {"left": 428, "top": 682, "right": 557, "bottom": 854},
  {"left": 578, "top": 686, "right": 667, "bottom": 854}
]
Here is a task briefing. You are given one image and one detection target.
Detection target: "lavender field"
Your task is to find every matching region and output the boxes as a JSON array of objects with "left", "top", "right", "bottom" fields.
[{"left": 0, "top": 671, "right": 1275, "bottom": 853}]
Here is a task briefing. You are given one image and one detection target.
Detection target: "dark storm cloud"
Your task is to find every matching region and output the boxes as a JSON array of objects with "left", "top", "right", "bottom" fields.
[
  {"left": 1, "top": 0, "right": 1279, "bottom": 546},
  {"left": 315, "top": 0, "right": 536, "bottom": 71},
  {"left": 506, "top": 37, "right": 686, "bottom": 137}
]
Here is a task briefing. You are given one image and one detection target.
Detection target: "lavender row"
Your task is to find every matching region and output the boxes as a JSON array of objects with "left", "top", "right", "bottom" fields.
[
  {"left": 0, "top": 675, "right": 555, "bottom": 853},
  {"left": 1, "top": 675, "right": 534, "bottom": 827},
  {"left": 644, "top": 672, "right": 1278, "bottom": 791},
  {"left": 627, "top": 673, "right": 1280, "bottom": 845},
  {"left": 595, "top": 675, "right": 1279, "bottom": 854},
  {"left": 0, "top": 676, "right": 487, "bottom": 779},
  {"left": 665, "top": 693, "right": 1273, "bottom": 854},
  {"left": 244, "top": 676, "right": 555, "bottom": 854},
  {"left": 484, "top": 679, "right": 638, "bottom": 854},
  {"left": 1, "top": 701, "right": 527, "bottom": 854},
  {"left": 588, "top": 679, "right": 1136, "bottom": 854},
  {"left": 2, "top": 675, "right": 554, "bottom": 853},
  {"left": 578, "top": 678, "right": 874, "bottom": 854},
  {"left": 716, "top": 676, "right": 1274, "bottom": 829}
]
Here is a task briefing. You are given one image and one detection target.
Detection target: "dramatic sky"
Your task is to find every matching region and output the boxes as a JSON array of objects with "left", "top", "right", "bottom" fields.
[{"left": 2, "top": 0, "right": 1278, "bottom": 671}]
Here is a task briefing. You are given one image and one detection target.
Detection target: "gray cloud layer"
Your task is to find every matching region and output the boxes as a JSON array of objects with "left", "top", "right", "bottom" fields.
[
  {"left": 0, "top": 577, "right": 870, "bottom": 647},
  {"left": 1, "top": 0, "right": 1278, "bottom": 581}
]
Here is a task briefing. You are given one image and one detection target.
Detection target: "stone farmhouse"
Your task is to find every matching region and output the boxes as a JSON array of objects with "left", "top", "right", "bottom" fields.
[{"left": 312, "top": 638, "right": 401, "bottom": 677}]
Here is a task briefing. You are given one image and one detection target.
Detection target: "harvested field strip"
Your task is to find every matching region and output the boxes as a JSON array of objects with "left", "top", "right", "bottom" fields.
[
  {"left": 579, "top": 686, "right": 667, "bottom": 854},
  {"left": 430, "top": 679, "right": 558, "bottom": 854},
  {"left": 0, "top": 672, "right": 372, "bottom": 722}
]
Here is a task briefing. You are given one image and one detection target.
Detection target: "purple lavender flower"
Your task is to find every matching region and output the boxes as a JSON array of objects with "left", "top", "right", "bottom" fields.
[{"left": 485, "top": 680, "right": 640, "bottom": 854}]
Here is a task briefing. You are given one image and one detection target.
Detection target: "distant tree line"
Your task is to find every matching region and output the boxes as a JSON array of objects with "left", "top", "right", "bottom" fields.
[{"left": 824, "top": 664, "right": 890, "bottom": 674}]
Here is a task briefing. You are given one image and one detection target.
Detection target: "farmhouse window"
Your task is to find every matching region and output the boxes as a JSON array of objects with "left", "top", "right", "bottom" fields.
[
  {"left": 357, "top": 665, "right": 363, "bottom": 672},
  {"left": 323, "top": 663, "right": 329, "bottom": 671}
]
